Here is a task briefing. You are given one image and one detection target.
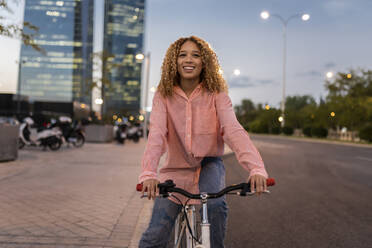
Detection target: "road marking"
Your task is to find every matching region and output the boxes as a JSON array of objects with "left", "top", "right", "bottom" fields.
[
  {"left": 253, "top": 141, "right": 292, "bottom": 150},
  {"left": 356, "top": 156, "right": 372, "bottom": 162}
]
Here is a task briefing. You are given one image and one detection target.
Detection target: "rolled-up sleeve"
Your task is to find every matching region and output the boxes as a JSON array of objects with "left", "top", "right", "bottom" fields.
[
  {"left": 215, "top": 92, "right": 268, "bottom": 179},
  {"left": 139, "top": 92, "right": 168, "bottom": 183}
]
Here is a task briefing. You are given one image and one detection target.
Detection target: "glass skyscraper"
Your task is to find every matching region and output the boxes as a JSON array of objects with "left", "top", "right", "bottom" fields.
[
  {"left": 102, "top": 0, "right": 145, "bottom": 116},
  {"left": 18, "top": 0, "right": 94, "bottom": 105}
]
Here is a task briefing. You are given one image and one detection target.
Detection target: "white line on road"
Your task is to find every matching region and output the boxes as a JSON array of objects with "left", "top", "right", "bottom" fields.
[{"left": 356, "top": 156, "right": 372, "bottom": 162}]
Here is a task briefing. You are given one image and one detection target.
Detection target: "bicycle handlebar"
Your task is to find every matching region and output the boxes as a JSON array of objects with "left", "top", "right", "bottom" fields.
[{"left": 136, "top": 178, "right": 275, "bottom": 199}]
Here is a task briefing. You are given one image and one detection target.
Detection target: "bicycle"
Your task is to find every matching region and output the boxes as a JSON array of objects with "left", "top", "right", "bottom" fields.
[{"left": 137, "top": 178, "right": 275, "bottom": 248}]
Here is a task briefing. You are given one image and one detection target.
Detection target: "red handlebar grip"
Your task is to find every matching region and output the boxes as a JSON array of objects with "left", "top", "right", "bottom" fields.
[
  {"left": 267, "top": 178, "right": 275, "bottom": 187},
  {"left": 136, "top": 183, "right": 143, "bottom": 192}
]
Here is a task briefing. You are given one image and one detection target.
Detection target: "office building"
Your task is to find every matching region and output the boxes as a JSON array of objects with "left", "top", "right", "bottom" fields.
[
  {"left": 102, "top": 0, "right": 145, "bottom": 116},
  {"left": 18, "top": 0, "right": 94, "bottom": 106}
]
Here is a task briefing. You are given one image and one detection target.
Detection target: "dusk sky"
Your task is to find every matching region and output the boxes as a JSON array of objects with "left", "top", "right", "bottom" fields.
[{"left": 1, "top": 0, "right": 372, "bottom": 108}]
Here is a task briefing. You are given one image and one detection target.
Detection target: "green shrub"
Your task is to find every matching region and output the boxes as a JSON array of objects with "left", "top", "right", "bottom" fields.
[
  {"left": 311, "top": 126, "right": 328, "bottom": 138},
  {"left": 282, "top": 126, "right": 294, "bottom": 135},
  {"left": 249, "top": 120, "right": 269, "bottom": 134},
  {"left": 359, "top": 124, "right": 372, "bottom": 142},
  {"left": 303, "top": 126, "right": 312, "bottom": 137},
  {"left": 270, "top": 126, "right": 281, "bottom": 134},
  {"left": 242, "top": 123, "right": 250, "bottom": 132}
]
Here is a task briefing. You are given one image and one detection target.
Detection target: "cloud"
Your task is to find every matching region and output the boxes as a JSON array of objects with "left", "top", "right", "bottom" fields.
[
  {"left": 257, "top": 79, "right": 275, "bottom": 85},
  {"left": 228, "top": 76, "right": 275, "bottom": 89},
  {"left": 324, "top": 62, "right": 336, "bottom": 69},
  {"left": 322, "top": 0, "right": 364, "bottom": 16},
  {"left": 296, "top": 70, "right": 322, "bottom": 78}
]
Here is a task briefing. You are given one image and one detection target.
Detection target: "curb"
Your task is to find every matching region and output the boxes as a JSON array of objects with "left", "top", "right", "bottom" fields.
[{"left": 250, "top": 133, "right": 372, "bottom": 149}]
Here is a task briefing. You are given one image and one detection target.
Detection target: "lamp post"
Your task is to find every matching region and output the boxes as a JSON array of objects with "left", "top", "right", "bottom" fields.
[
  {"left": 136, "top": 52, "right": 151, "bottom": 140},
  {"left": 326, "top": 71, "right": 334, "bottom": 79},
  {"left": 260, "top": 11, "right": 310, "bottom": 127}
]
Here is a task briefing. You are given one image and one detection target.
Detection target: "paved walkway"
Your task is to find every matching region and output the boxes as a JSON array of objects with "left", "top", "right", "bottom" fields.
[{"left": 0, "top": 140, "right": 152, "bottom": 248}]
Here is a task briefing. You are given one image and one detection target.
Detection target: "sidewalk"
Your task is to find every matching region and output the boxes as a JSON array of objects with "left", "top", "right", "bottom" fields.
[{"left": 0, "top": 140, "right": 149, "bottom": 248}]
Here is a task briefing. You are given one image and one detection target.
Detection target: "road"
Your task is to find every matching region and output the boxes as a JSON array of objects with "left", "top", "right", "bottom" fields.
[{"left": 225, "top": 135, "right": 372, "bottom": 248}]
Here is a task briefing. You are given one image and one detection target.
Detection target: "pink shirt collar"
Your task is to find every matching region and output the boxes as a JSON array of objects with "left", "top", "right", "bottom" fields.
[{"left": 174, "top": 83, "right": 203, "bottom": 100}]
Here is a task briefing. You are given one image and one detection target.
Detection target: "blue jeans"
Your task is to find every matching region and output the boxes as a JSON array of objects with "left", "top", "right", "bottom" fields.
[{"left": 139, "top": 157, "right": 228, "bottom": 248}]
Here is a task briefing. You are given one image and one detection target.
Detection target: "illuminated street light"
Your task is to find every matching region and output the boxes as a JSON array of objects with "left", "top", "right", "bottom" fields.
[
  {"left": 139, "top": 115, "right": 144, "bottom": 121},
  {"left": 265, "top": 104, "right": 270, "bottom": 110},
  {"left": 261, "top": 10, "right": 310, "bottom": 127},
  {"left": 330, "top": 112, "right": 336, "bottom": 117},
  {"left": 326, "top": 71, "right": 334, "bottom": 79},
  {"left": 233, "top": 69, "right": 240, "bottom": 76},
  {"left": 347, "top": 73, "right": 352, "bottom": 79},
  {"left": 95, "top": 98, "right": 103, "bottom": 105},
  {"left": 302, "top": 14, "right": 310, "bottom": 21},
  {"left": 135, "top": 53, "right": 145, "bottom": 60},
  {"left": 260, "top": 11, "right": 270, "bottom": 20},
  {"left": 278, "top": 116, "right": 284, "bottom": 122},
  {"left": 113, "top": 115, "right": 118, "bottom": 120}
]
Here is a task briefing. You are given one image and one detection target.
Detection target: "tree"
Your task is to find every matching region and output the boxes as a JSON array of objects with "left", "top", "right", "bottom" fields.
[
  {"left": 325, "top": 69, "right": 372, "bottom": 130},
  {"left": 234, "top": 99, "right": 258, "bottom": 130},
  {"left": 0, "top": 0, "right": 42, "bottom": 52},
  {"left": 284, "top": 95, "right": 316, "bottom": 129}
]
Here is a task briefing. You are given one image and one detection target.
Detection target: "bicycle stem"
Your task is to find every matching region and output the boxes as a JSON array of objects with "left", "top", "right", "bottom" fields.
[
  {"left": 200, "top": 193, "right": 211, "bottom": 248},
  {"left": 201, "top": 193, "right": 209, "bottom": 224}
]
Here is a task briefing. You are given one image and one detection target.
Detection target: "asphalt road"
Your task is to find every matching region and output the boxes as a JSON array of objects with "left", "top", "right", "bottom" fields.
[{"left": 224, "top": 135, "right": 372, "bottom": 248}]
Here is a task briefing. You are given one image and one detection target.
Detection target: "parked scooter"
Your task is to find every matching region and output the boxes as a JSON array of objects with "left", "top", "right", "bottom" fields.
[
  {"left": 114, "top": 122, "right": 141, "bottom": 144},
  {"left": 115, "top": 123, "right": 127, "bottom": 144},
  {"left": 52, "top": 116, "right": 85, "bottom": 147},
  {"left": 126, "top": 122, "right": 141, "bottom": 143},
  {"left": 18, "top": 117, "right": 63, "bottom": 151}
]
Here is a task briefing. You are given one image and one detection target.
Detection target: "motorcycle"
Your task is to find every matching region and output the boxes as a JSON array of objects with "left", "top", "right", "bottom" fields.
[
  {"left": 52, "top": 116, "right": 85, "bottom": 148},
  {"left": 115, "top": 123, "right": 127, "bottom": 144},
  {"left": 114, "top": 122, "right": 142, "bottom": 144},
  {"left": 126, "top": 123, "right": 141, "bottom": 143},
  {"left": 18, "top": 117, "right": 63, "bottom": 151}
]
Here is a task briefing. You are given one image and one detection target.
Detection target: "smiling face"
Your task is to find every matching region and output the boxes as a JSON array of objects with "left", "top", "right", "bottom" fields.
[{"left": 177, "top": 40, "right": 203, "bottom": 82}]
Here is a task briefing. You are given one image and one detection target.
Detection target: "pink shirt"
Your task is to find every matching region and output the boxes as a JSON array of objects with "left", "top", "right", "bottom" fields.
[{"left": 139, "top": 84, "right": 268, "bottom": 202}]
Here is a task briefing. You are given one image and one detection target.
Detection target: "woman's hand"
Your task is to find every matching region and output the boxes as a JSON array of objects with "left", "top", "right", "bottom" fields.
[
  {"left": 142, "top": 179, "right": 160, "bottom": 200},
  {"left": 249, "top": 174, "right": 267, "bottom": 195}
]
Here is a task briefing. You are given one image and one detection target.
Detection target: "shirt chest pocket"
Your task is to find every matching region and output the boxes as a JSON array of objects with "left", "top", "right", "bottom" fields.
[{"left": 194, "top": 107, "right": 217, "bottom": 134}]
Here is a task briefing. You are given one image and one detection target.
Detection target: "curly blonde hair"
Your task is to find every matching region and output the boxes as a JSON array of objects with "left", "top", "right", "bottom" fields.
[{"left": 157, "top": 36, "right": 228, "bottom": 97}]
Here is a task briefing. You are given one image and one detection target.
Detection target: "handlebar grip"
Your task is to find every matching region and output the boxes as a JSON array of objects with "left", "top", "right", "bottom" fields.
[
  {"left": 136, "top": 183, "right": 144, "bottom": 192},
  {"left": 266, "top": 178, "right": 275, "bottom": 187}
]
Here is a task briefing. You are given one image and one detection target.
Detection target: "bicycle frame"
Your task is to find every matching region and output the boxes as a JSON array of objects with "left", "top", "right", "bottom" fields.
[
  {"left": 173, "top": 193, "right": 211, "bottom": 248},
  {"left": 174, "top": 205, "right": 197, "bottom": 248}
]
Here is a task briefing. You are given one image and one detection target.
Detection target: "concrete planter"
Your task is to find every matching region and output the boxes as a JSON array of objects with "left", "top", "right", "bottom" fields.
[
  {"left": 0, "top": 123, "right": 19, "bottom": 162},
  {"left": 85, "top": 124, "right": 113, "bottom": 143}
]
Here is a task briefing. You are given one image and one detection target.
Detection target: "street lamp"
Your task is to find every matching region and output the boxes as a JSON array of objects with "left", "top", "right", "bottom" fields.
[
  {"left": 136, "top": 52, "right": 151, "bottom": 140},
  {"left": 95, "top": 98, "right": 103, "bottom": 105},
  {"left": 326, "top": 71, "right": 334, "bottom": 79},
  {"left": 261, "top": 10, "right": 310, "bottom": 127}
]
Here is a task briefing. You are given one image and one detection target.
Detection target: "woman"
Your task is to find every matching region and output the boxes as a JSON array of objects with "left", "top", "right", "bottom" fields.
[{"left": 139, "top": 36, "right": 269, "bottom": 248}]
